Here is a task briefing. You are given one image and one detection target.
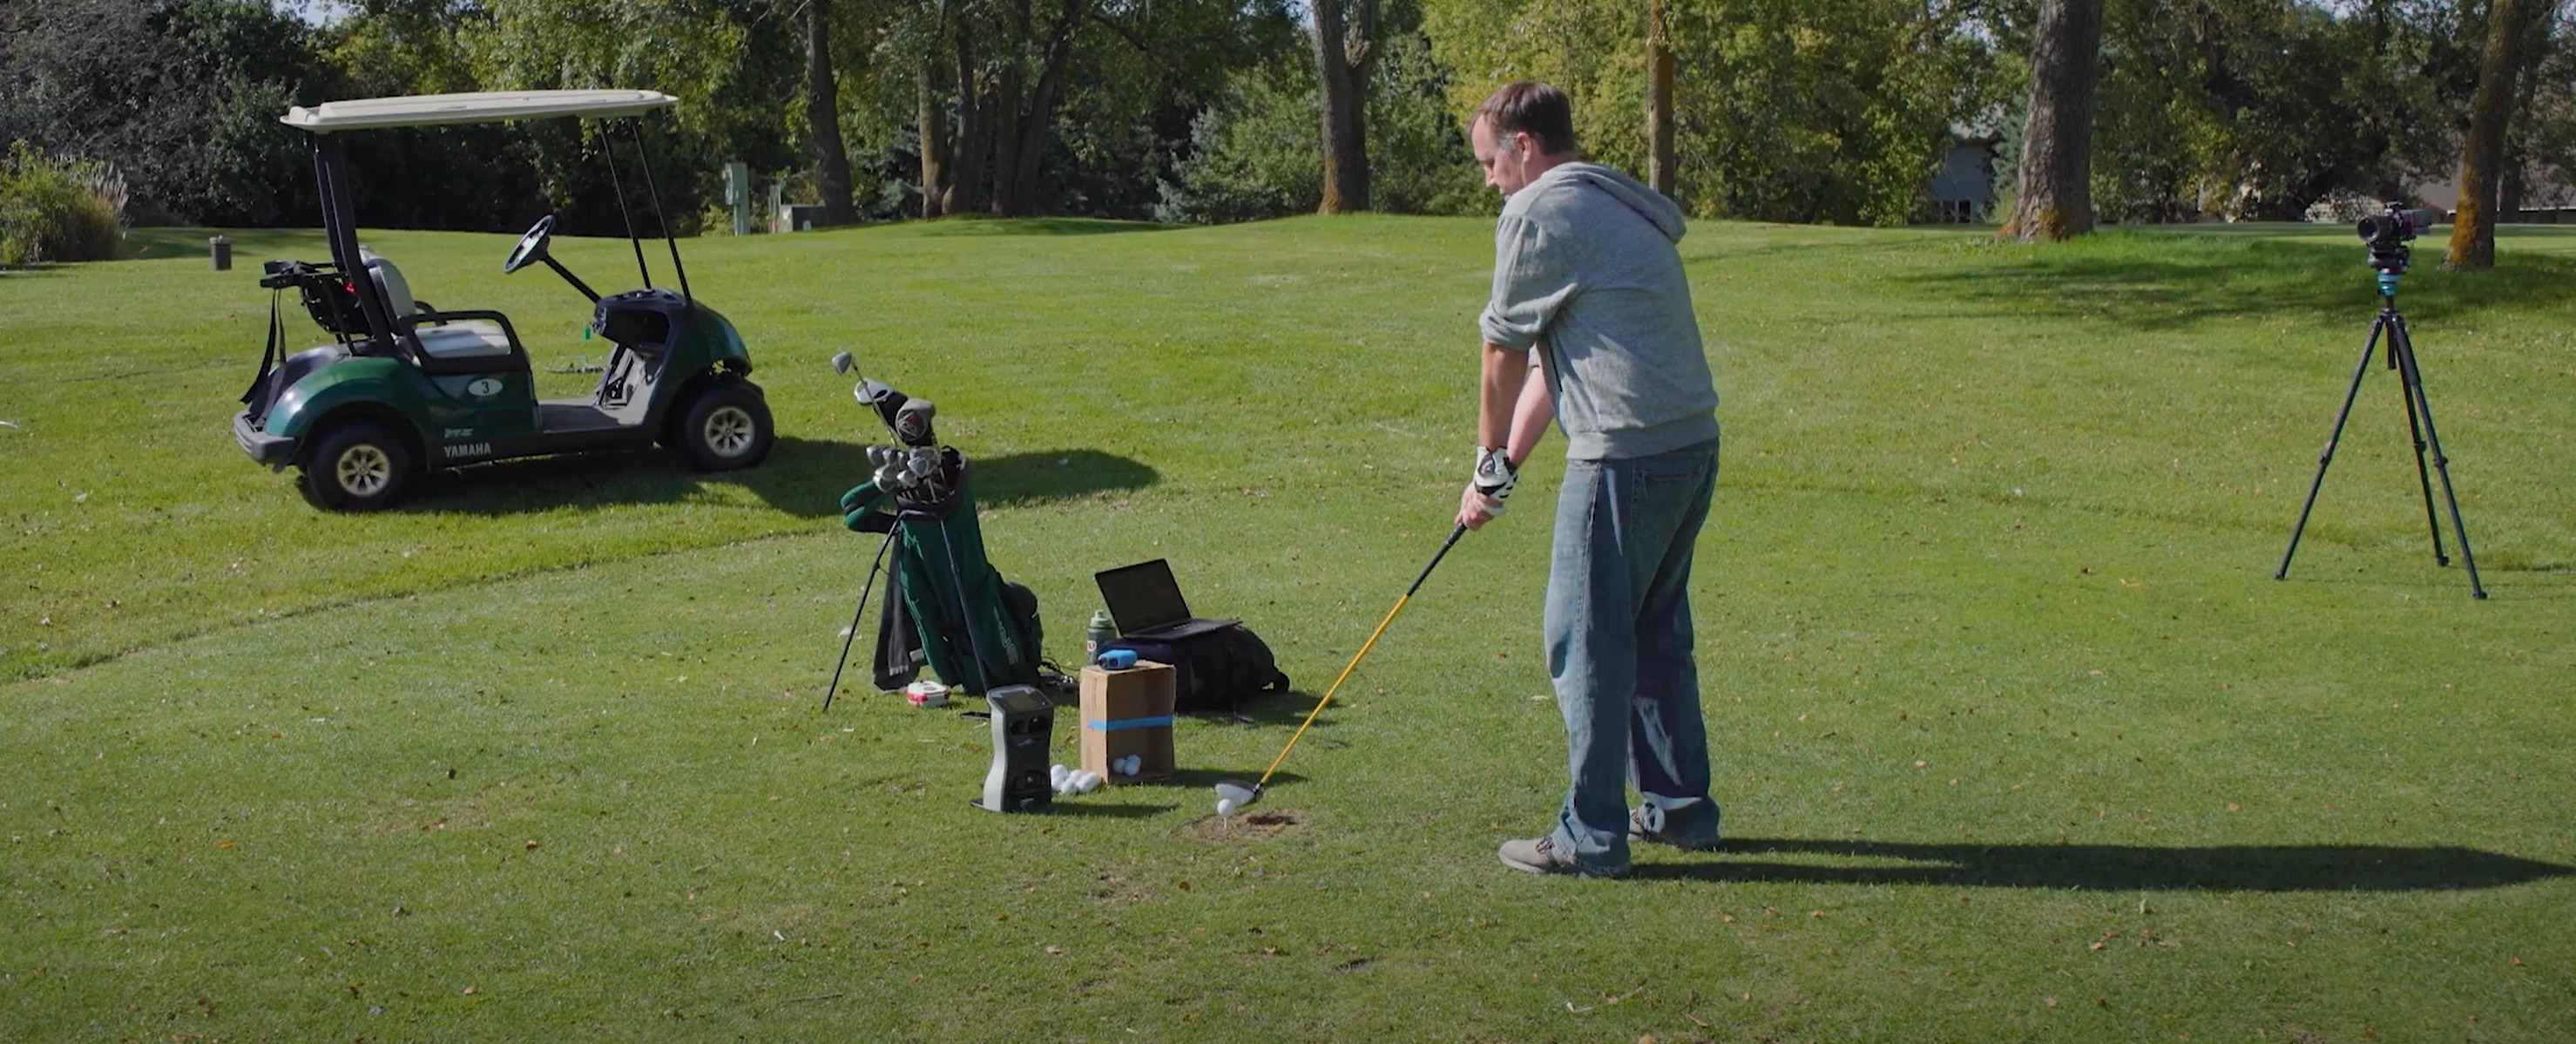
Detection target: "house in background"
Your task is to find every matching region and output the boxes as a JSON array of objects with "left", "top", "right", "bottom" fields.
[
  {"left": 2410, "top": 170, "right": 2576, "bottom": 224},
  {"left": 1928, "top": 132, "right": 2002, "bottom": 223}
]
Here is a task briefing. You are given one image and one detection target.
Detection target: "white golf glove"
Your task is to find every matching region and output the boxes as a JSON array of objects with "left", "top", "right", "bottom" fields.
[{"left": 1472, "top": 446, "right": 1518, "bottom": 505}]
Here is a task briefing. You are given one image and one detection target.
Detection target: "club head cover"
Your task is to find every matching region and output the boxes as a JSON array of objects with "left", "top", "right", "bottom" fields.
[{"left": 895, "top": 399, "right": 936, "bottom": 446}]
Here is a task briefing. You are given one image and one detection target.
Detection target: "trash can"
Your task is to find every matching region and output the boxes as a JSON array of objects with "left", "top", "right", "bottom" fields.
[{"left": 210, "top": 235, "right": 232, "bottom": 272}]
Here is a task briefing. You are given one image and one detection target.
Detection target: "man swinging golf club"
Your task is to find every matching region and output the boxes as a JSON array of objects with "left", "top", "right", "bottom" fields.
[{"left": 1459, "top": 82, "right": 1723, "bottom": 878}]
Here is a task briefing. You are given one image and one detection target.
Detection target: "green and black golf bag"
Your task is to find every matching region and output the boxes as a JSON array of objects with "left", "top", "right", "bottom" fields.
[{"left": 842, "top": 451, "right": 1043, "bottom": 696}]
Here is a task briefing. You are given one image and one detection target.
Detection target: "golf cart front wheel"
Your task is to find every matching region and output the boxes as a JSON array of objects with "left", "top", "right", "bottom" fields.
[
  {"left": 680, "top": 384, "right": 774, "bottom": 471},
  {"left": 302, "top": 422, "right": 414, "bottom": 512}
]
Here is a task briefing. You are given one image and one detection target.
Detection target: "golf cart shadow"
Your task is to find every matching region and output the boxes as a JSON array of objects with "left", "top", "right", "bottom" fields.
[
  {"left": 395, "top": 440, "right": 1157, "bottom": 517},
  {"left": 1629, "top": 838, "right": 2574, "bottom": 891}
]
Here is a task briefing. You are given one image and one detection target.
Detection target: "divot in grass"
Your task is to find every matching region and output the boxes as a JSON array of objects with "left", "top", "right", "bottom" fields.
[{"left": 1182, "top": 809, "right": 1303, "bottom": 841}]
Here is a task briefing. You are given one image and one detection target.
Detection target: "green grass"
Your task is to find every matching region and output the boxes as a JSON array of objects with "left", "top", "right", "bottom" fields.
[{"left": 3, "top": 217, "right": 2573, "bottom": 1041}]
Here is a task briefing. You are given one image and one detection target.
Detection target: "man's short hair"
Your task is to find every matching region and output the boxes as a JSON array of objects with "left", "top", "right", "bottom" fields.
[{"left": 1474, "top": 81, "right": 1577, "bottom": 156}]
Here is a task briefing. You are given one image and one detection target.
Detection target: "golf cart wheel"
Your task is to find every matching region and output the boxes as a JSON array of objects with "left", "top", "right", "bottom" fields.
[
  {"left": 302, "top": 422, "right": 414, "bottom": 512},
  {"left": 679, "top": 383, "right": 774, "bottom": 471}
]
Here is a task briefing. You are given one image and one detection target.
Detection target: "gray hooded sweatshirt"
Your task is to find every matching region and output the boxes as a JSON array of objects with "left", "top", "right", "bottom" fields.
[{"left": 1477, "top": 162, "right": 1720, "bottom": 461}]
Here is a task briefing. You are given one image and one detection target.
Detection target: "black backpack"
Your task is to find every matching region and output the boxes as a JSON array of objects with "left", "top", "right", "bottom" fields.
[{"left": 1105, "top": 622, "right": 1290, "bottom": 713}]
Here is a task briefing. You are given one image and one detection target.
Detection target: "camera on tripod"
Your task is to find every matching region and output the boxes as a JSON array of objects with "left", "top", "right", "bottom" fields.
[
  {"left": 2278, "top": 201, "right": 2485, "bottom": 598},
  {"left": 2356, "top": 202, "right": 2438, "bottom": 274}
]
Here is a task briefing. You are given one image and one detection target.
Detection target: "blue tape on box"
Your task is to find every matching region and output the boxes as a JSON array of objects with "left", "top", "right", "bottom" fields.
[{"left": 1083, "top": 715, "right": 1174, "bottom": 732}]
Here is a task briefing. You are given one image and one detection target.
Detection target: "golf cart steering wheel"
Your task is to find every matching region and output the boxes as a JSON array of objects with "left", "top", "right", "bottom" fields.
[{"left": 502, "top": 214, "right": 558, "bottom": 275}]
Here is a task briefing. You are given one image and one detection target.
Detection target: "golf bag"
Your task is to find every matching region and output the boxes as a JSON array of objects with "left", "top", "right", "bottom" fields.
[
  {"left": 1104, "top": 624, "right": 1289, "bottom": 713},
  {"left": 842, "top": 452, "right": 1043, "bottom": 696}
]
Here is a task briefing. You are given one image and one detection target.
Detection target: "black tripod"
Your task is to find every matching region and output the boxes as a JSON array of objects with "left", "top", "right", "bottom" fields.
[{"left": 2275, "top": 268, "right": 2485, "bottom": 599}]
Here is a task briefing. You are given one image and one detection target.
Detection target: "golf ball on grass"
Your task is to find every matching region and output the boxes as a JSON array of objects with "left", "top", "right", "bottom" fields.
[{"left": 1215, "top": 798, "right": 1235, "bottom": 817}]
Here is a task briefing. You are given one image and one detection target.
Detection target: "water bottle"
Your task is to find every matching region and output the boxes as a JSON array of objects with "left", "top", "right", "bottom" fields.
[{"left": 1084, "top": 609, "right": 1118, "bottom": 667}]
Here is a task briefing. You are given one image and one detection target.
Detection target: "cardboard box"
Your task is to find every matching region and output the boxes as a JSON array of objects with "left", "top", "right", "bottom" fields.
[{"left": 1078, "top": 661, "right": 1175, "bottom": 783}]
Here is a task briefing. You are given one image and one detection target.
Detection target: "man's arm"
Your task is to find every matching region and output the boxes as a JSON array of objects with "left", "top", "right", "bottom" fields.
[
  {"left": 1459, "top": 344, "right": 1552, "bottom": 530},
  {"left": 1504, "top": 356, "right": 1554, "bottom": 466},
  {"left": 1476, "top": 342, "right": 1529, "bottom": 453}
]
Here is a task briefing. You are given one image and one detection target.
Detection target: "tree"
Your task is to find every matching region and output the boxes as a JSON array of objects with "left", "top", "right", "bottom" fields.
[
  {"left": 1999, "top": 0, "right": 2106, "bottom": 241},
  {"left": 1314, "top": 0, "right": 1381, "bottom": 213},
  {"left": 806, "top": 0, "right": 860, "bottom": 225},
  {"left": 2448, "top": 0, "right": 2549, "bottom": 269},
  {"left": 1645, "top": 0, "right": 1674, "bottom": 196}
]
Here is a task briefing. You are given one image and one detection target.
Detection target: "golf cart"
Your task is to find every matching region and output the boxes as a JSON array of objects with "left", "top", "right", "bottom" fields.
[{"left": 233, "top": 89, "right": 773, "bottom": 511}]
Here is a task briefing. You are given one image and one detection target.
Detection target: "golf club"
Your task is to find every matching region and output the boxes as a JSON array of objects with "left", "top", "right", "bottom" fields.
[{"left": 1216, "top": 522, "right": 1469, "bottom": 809}]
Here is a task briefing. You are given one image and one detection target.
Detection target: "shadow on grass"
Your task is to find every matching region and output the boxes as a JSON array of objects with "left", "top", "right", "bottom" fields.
[
  {"left": 1903, "top": 233, "right": 2576, "bottom": 330},
  {"left": 905, "top": 216, "right": 1174, "bottom": 238},
  {"left": 1633, "top": 838, "right": 2573, "bottom": 891},
  {"left": 1131, "top": 768, "right": 1307, "bottom": 792},
  {"left": 402, "top": 438, "right": 1155, "bottom": 518},
  {"left": 1034, "top": 801, "right": 1176, "bottom": 818}
]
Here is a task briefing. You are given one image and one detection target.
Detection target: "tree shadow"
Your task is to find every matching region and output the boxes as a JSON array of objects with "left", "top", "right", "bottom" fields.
[
  {"left": 974, "top": 449, "right": 1160, "bottom": 507},
  {"left": 1632, "top": 837, "right": 2574, "bottom": 891},
  {"left": 124, "top": 227, "right": 330, "bottom": 261},
  {"left": 905, "top": 216, "right": 1175, "bottom": 238},
  {"left": 1901, "top": 232, "right": 2576, "bottom": 331},
  {"left": 400, "top": 438, "right": 1155, "bottom": 518}
]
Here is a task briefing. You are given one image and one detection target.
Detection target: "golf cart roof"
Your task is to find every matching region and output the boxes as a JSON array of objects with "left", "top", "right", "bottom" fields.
[{"left": 281, "top": 90, "right": 677, "bottom": 133}]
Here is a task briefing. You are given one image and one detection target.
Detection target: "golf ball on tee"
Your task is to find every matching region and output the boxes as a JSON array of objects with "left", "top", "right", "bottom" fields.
[{"left": 1215, "top": 798, "right": 1235, "bottom": 817}]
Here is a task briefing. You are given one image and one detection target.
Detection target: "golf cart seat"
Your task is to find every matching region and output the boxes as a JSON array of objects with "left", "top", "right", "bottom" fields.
[
  {"left": 362, "top": 249, "right": 419, "bottom": 317},
  {"left": 362, "top": 247, "right": 530, "bottom": 375},
  {"left": 414, "top": 321, "right": 519, "bottom": 363}
]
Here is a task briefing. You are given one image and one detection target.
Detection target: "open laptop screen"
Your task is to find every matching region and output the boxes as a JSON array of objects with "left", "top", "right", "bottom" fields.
[{"left": 1095, "top": 559, "right": 1193, "bottom": 635}]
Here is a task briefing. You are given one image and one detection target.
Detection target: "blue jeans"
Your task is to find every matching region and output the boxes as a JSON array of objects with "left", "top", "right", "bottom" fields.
[{"left": 1543, "top": 438, "right": 1721, "bottom": 873}]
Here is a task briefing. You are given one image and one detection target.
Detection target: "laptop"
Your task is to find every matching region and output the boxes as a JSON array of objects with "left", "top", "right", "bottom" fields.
[{"left": 1095, "top": 559, "right": 1239, "bottom": 642}]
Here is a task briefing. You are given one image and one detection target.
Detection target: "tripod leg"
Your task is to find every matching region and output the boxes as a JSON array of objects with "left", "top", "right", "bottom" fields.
[
  {"left": 2277, "top": 313, "right": 2386, "bottom": 580},
  {"left": 2390, "top": 319, "right": 2447, "bottom": 566},
  {"left": 2385, "top": 315, "right": 2488, "bottom": 600}
]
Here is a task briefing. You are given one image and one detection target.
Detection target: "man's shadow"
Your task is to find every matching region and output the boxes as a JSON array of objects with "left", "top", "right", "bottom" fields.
[{"left": 1633, "top": 837, "right": 2573, "bottom": 891}]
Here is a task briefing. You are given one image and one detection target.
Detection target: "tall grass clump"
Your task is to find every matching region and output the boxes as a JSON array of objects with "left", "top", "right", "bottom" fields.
[{"left": 0, "top": 140, "right": 127, "bottom": 264}]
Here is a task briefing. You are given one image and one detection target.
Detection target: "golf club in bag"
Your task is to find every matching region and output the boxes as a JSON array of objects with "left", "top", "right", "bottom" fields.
[
  {"left": 825, "top": 353, "right": 1044, "bottom": 701},
  {"left": 1216, "top": 523, "right": 1468, "bottom": 809}
]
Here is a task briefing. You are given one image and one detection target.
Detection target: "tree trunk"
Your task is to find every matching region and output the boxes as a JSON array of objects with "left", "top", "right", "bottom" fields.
[
  {"left": 987, "top": 0, "right": 1028, "bottom": 216},
  {"left": 2448, "top": 0, "right": 2541, "bottom": 270},
  {"left": 1315, "top": 0, "right": 1377, "bottom": 214},
  {"left": 1646, "top": 0, "right": 1676, "bottom": 197},
  {"left": 1004, "top": 0, "right": 1083, "bottom": 214},
  {"left": 804, "top": 0, "right": 857, "bottom": 226},
  {"left": 1998, "top": 0, "right": 2106, "bottom": 242},
  {"left": 918, "top": 8, "right": 951, "bottom": 219},
  {"left": 918, "top": 58, "right": 949, "bottom": 218},
  {"left": 950, "top": 30, "right": 989, "bottom": 215}
]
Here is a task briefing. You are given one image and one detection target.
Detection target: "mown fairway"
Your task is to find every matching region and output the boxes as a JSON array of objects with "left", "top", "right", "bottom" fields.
[{"left": 3, "top": 217, "right": 2572, "bottom": 1041}]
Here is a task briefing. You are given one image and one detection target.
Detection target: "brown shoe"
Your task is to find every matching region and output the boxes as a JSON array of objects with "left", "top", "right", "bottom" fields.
[{"left": 1498, "top": 836, "right": 1627, "bottom": 878}]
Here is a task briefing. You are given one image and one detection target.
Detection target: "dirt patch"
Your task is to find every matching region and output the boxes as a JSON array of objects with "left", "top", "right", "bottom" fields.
[{"left": 1179, "top": 809, "right": 1304, "bottom": 842}]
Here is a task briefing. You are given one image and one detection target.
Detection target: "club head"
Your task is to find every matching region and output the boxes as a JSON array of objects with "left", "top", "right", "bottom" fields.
[
  {"left": 829, "top": 351, "right": 855, "bottom": 375},
  {"left": 1214, "top": 781, "right": 1261, "bottom": 807}
]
